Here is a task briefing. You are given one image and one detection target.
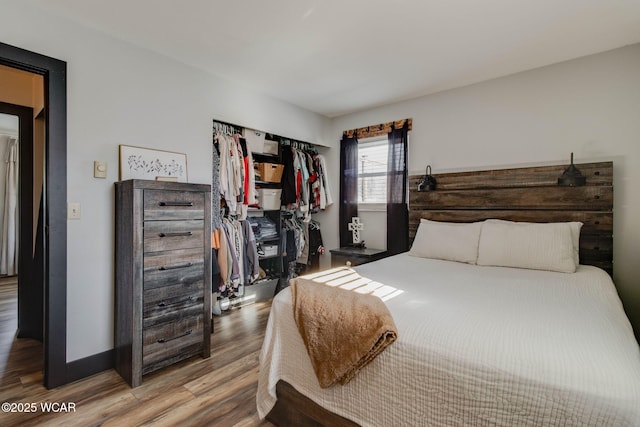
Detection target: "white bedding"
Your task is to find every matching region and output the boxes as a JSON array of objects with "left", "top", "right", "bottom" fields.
[{"left": 256, "top": 254, "right": 640, "bottom": 426}]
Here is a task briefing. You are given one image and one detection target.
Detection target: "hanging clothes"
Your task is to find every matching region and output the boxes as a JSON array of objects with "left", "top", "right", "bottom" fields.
[
  {"left": 214, "top": 130, "right": 257, "bottom": 219},
  {"left": 241, "top": 219, "right": 260, "bottom": 284},
  {"left": 317, "top": 154, "right": 334, "bottom": 209},
  {"left": 215, "top": 217, "right": 260, "bottom": 299},
  {"left": 281, "top": 215, "right": 324, "bottom": 277},
  {"left": 307, "top": 221, "right": 324, "bottom": 273},
  {"left": 281, "top": 146, "right": 297, "bottom": 206},
  {"left": 279, "top": 145, "right": 333, "bottom": 217}
]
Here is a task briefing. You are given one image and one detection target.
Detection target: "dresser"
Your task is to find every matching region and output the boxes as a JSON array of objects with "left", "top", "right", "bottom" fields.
[{"left": 115, "top": 180, "right": 212, "bottom": 387}]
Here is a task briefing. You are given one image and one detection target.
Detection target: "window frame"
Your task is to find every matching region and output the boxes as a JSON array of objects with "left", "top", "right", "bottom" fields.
[{"left": 357, "top": 136, "right": 388, "bottom": 212}]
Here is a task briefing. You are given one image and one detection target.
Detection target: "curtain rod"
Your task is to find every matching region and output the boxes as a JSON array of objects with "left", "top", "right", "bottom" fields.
[{"left": 343, "top": 118, "right": 412, "bottom": 139}]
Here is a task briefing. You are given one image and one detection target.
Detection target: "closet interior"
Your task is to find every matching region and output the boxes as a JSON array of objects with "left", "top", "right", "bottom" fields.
[{"left": 212, "top": 120, "right": 333, "bottom": 313}]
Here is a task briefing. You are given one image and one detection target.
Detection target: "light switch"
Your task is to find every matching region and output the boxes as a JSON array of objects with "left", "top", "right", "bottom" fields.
[
  {"left": 68, "top": 202, "right": 81, "bottom": 220},
  {"left": 94, "top": 161, "right": 107, "bottom": 178}
]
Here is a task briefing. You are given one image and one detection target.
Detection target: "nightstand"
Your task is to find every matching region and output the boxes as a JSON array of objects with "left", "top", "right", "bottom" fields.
[{"left": 330, "top": 247, "right": 387, "bottom": 267}]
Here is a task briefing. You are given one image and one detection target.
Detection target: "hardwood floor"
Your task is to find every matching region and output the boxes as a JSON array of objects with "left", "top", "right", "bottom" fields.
[{"left": 0, "top": 278, "right": 275, "bottom": 426}]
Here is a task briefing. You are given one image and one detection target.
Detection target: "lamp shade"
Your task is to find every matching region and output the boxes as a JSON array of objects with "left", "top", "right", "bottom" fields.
[
  {"left": 558, "top": 153, "right": 586, "bottom": 186},
  {"left": 418, "top": 165, "right": 437, "bottom": 191}
]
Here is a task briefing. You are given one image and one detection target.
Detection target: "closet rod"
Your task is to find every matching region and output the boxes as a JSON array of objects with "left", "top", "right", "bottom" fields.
[
  {"left": 213, "top": 119, "right": 244, "bottom": 136},
  {"left": 213, "top": 118, "right": 318, "bottom": 151},
  {"left": 281, "top": 138, "right": 317, "bottom": 153}
]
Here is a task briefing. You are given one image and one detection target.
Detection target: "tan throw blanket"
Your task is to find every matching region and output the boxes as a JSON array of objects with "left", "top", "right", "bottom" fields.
[{"left": 291, "top": 268, "right": 398, "bottom": 388}]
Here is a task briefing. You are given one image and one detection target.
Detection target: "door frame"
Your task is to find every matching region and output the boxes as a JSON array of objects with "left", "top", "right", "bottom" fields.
[{"left": 0, "top": 41, "right": 67, "bottom": 389}]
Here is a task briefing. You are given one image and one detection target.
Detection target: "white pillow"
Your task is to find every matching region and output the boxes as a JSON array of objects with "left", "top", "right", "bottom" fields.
[
  {"left": 484, "top": 219, "right": 582, "bottom": 266},
  {"left": 567, "top": 221, "right": 583, "bottom": 266},
  {"left": 409, "top": 219, "right": 482, "bottom": 264},
  {"left": 477, "top": 220, "right": 577, "bottom": 273}
]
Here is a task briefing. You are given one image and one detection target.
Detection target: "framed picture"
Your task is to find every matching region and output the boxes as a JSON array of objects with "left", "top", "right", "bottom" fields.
[{"left": 119, "top": 145, "right": 188, "bottom": 182}]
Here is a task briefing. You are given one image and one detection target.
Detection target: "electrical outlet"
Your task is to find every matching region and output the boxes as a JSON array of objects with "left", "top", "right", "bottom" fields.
[{"left": 68, "top": 202, "right": 81, "bottom": 220}]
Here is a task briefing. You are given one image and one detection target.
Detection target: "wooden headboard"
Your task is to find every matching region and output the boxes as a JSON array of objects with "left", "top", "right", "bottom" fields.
[{"left": 408, "top": 162, "right": 613, "bottom": 275}]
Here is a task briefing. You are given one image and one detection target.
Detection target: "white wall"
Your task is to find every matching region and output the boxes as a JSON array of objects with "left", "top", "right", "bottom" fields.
[
  {"left": 1, "top": 1, "right": 330, "bottom": 362},
  {"left": 326, "top": 44, "right": 640, "bottom": 336}
]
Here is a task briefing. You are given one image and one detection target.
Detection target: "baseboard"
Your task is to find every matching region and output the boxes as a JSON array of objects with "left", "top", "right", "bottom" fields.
[{"left": 66, "top": 349, "right": 114, "bottom": 384}]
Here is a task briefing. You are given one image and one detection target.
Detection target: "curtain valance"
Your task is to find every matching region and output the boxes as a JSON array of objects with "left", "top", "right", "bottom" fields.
[{"left": 343, "top": 118, "right": 412, "bottom": 139}]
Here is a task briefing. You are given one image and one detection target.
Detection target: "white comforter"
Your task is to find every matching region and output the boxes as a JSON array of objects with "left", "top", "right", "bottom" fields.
[{"left": 257, "top": 254, "right": 640, "bottom": 426}]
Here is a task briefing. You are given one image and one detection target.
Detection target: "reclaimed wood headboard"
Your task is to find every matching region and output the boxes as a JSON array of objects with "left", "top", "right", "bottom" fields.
[{"left": 408, "top": 161, "right": 613, "bottom": 275}]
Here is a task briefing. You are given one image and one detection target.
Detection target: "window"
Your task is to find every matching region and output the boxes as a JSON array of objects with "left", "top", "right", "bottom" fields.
[{"left": 357, "top": 137, "right": 388, "bottom": 205}]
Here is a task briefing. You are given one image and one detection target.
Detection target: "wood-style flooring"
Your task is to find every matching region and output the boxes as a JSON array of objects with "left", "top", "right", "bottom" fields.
[{"left": 0, "top": 277, "right": 275, "bottom": 426}]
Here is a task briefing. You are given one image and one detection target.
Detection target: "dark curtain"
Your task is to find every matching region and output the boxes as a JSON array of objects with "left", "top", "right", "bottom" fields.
[
  {"left": 339, "top": 134, "right": 359, "bottom": 247},
  {"left": 386, "top": 123, "right": 409, "bottom": 255}
]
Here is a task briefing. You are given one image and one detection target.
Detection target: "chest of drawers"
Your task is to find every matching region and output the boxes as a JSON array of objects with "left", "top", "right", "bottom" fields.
[{"left": 115, "top": 180, "right": 212, "bottom": 387}]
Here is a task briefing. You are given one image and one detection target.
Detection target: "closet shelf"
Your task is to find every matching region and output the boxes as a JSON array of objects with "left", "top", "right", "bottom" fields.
[
  {"left": 255, "top": 180, "right": 281, "bottom": 186},
  {"left": 259, "top": 254, "right": 282, "bottom": 261},
  {"left": 253, "top": 152, "right": 279, "bottom": 159},
  {"left": 248, "top": 206, "right": 281, "bottom": 211},
  {"left": 256, "top": 237, "right": 280, "bottom": 243}
]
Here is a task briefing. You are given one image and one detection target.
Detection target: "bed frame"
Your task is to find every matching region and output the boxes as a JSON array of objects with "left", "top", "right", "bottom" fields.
[{"left": 266, "top": 160, "right": 614, "bottom": 426}]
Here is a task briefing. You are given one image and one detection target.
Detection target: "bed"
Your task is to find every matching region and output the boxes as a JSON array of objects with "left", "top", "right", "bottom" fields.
[{"left": 256, "top": 161, "right": 640, "bottom": 426}]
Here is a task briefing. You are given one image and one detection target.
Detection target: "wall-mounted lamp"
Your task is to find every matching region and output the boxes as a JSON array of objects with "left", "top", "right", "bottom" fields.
[
  {"left": 418, "top": 165, "right": 437, "bottom": 191},
  {"left": 557, "top": 153, "right": 586, "bottom": 186}
]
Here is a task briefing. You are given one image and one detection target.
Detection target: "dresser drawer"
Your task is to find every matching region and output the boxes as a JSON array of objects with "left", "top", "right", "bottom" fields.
[
  {"left": 142, "top": 314, "right": 204, "bottom": 371},
  {"left": 144, "top": 220, "right": 204, "bottom": 253},
  {"left": 143, "top": 248, "right": 204, "bottom": 291},
  {"left": 143, "top": 282, "right": 204, "bottom": 326},
  {"left": 144, "top": 190, "right": 205, "bottom": 220}
]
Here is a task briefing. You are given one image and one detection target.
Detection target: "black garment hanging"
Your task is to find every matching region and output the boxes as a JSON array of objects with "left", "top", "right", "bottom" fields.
[
  {"left": 239, "top": 137, "right": 248, "bottom": 157},
  {"left": 307, "top": 224, "right": 323, "bottom": 273},
  {"left": 281, "top": 146, "right": 297, "bottom": 205}
]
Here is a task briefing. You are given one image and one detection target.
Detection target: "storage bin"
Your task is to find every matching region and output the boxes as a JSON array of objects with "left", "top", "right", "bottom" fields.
[
  {"left": 255, "top": 162, "right": 284, "bottom": 183},
  {"left": 257, "top": 188, "right": 282, "bottom": 210},
  {"left": 259, "top": 243, "right": 279, "bottom": 258},
  {"left": 263, "top": 139, "right": 279, "bottom": 155},
  {"left": 243, "top": 128, "right": 266, "bottom": 152}
]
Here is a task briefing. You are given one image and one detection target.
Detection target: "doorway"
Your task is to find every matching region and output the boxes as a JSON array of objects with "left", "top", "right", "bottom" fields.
[
  {"left": 0, "top": 42, "right": 67, "bottom": 389},
  {"left": 0, "top": 102, "right": 39, "bottom": 343}
]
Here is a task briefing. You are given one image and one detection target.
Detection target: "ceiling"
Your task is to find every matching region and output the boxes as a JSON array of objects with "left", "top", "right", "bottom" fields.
[{"left": 27, "top": 0, "right": 640, "bottom": 118}]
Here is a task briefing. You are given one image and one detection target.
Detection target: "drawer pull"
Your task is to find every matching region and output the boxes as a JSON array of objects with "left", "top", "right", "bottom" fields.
[
  {"left": 159, "top": 232, "right": 193, "bottom": 238},
  {"left": 157, "top": 329, "right": 192, "bottom": 344},
  {"left": 159, "top": 262, "right": 192, "bottom": 271},
  {"left": 157, "top": 296, "right": 194, "bottom": 308},
  {"left": 159, "top": 201, "right": 193, "bottom": 207}
]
